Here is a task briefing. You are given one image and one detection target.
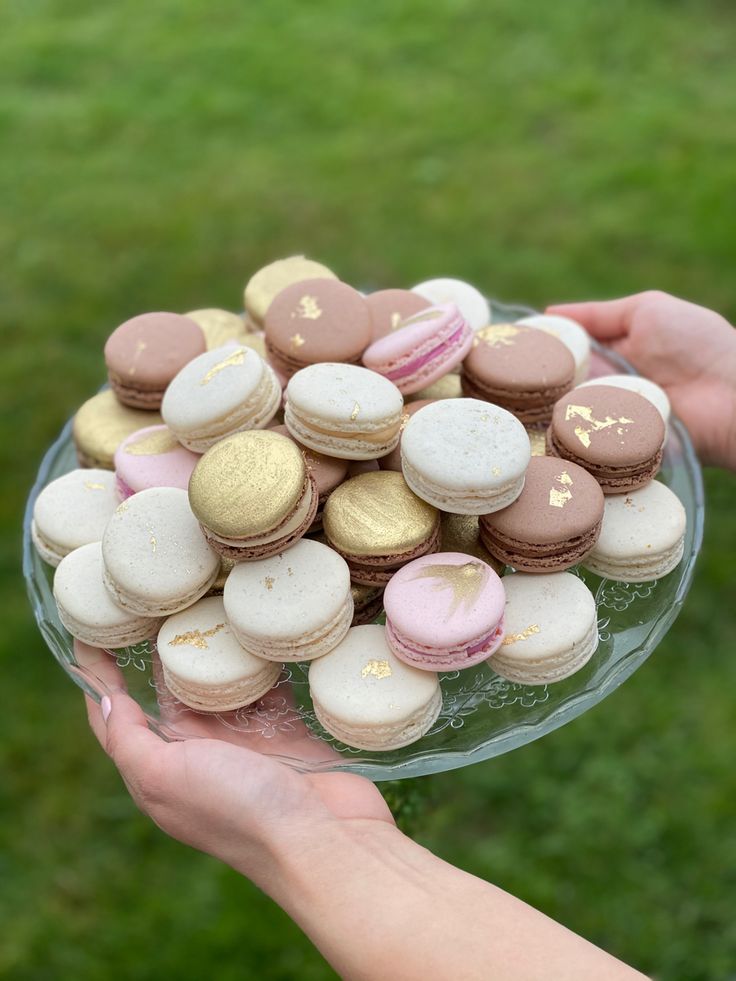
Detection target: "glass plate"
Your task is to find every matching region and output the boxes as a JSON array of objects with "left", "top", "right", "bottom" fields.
[{"left": 23, "top": 301, "right": 705, "bottom": 781}]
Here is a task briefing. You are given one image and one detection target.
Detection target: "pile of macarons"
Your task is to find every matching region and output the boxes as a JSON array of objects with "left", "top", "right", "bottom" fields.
[{"left": 33, "top": 256, "right": 688, "bottom": 752}]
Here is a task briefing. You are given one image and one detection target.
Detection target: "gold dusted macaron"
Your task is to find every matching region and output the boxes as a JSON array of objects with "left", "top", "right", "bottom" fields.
[
  {"left": 408, "top": 372, "right": 462, "bottom": 402},
  {"left": 244, "top": 255, "right": 337, "bottom": 327},
  {"left": 188, "top": 430, "right": 317, "bottom": 561},
  {"left": 439, "top": 512, "right": 505, "bottom": 575},
  {"left": 323, "top": 471, "right": 440, "bottom": 586},
  {"left": 73, "top": 390, "right": 162, "bottom": 469},
  {"left": 185, "top": 309, "right": 248, "bottom": 350},
  {"left": 526, "top": 427, "right": 547, "bottom": 457}
]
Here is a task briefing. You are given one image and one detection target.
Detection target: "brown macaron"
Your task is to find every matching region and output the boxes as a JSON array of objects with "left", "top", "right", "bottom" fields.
[
  {"left": 264, "top": 279, "right": 372, "bottom": 378},
  {"left": 461, "top": 323, "right": 575, "bottom": 425},
  {"left": 479, "top": 457, "right": 604, "bottom": 572},
  {"left": 547, "top": 385, "right": 665, "bottom": 493},
  {"left": 378, "top": 399, "right": 435, "bottom": 472},
  {"left": 104, "top": 313, "right": 206, "bottom": 409},
  {"left": 269, "top": 424, "right": 350, "bottom": 530},
  {"left": 365, "top": 289, "right": 432, "bottom": 340}
]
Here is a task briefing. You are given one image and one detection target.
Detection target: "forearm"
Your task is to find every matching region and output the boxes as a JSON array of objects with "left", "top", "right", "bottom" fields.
[{"left": 249, "top": 820, "right": 647, "bottom": 981}]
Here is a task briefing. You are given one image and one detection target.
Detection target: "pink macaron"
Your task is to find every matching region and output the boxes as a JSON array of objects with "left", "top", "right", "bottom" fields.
[
  {"left": 114, "top": 425, "right": 199, "bottom": 499},
  {"left": 383, "top": 551, "right": 506, "bottom": 671},
  {"left": 362, "top": 303, "right": 474, "bottom": 396}
]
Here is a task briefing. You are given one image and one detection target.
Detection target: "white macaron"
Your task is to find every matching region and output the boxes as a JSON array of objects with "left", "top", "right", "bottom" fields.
[
  {"left": 32, "top": 468, "right": 120, "bottom": 566},
  {"left": 411, "top": 277, "right": 491, "bottom": 332}
]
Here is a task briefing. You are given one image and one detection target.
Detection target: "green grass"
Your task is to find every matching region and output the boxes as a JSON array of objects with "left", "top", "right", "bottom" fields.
[{"left": 2, "top": 1, "right": 736, "bottom": 977}]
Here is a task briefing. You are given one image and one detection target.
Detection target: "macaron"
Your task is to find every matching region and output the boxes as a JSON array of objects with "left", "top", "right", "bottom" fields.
[
  {"left": 244, "top": 255, "right": 337, "bottom": 327},
  {"left": 583, "top": 480, "right": 686, "bottom": 582},
  {"left": 362, "top": 303, "right": 474, "bottom": 396},
  {"left": 269, "top": 424, "right": 349, "bottom": 529},
  {"left": 527, "top": 428, "right": 548, "bottom": 457},
  {"left": 461, "top": 323, "right": 575, "bottom": 425},
  {"left": 365, "top": 289, "right": 432, "bottom": 340},
  {"left": 547, "top": 385, "right": 665, "bottom": 493},
  {"left": 518, "top": 314, "right": 592, "bottom": 384},
  {"left": 384, "top": 552, "right": 506, "bottom": 671},
  {"left": 323, "top": 471, "right": 440, "bottom": 585},
  {"left": 32, "top": 468, "right": 120, "bottom": 566},
  {"left": 378, "top": 400, "right": 435, "bottom": 472},
  {"left": 576, "top": 374, "right": 671, "bottom": 424},
  {"left": 350, "top": 583, "right": 385, "bottom": 626},
  {"left": 161, "top": 343, "right": 281, "bottom": 452},
  {"left": 223, "top": 539, "right": 353, "bottom": 661},
  {"left": 101, "top": 487, "right": 220, "bottom": 616},
  {"left": 439, "top": 512, "right": 504, "bottom": 575},
  {"left": 489, "top": 572, "right": 599, "bottom": 685},
  {"left": 412, "top": 277, "right": 491, "bottom": 332},
  {"left": 157, "top": 596, "right": 282, "bottom": 712},
  {"left": 308, "top": 624, "right": 442, "bottom": 751},
  {"left": 479, "top": 457, "right": 604, "bottom": 573},
  {"left": 184, "top": 308, "right": 248, "bottom": 349},
  {"left": 54, "top": 542, "right": 163, "bottom": 649},
  {"left": 408, "top": 372, "right": 463, "bottom": 402},
  {"left": 284, "top": 363, "right": 404, "bottom": 460},
  {"left": 114, "top": 426, "right": 199, "bottom": 498},
  {"left": 264, "top": 279, "right": 372, "bottom": 378},
  {"left": 104, "top": 312, "right": 206, "bottom": 409},
  {"left": 73, "top": 390, "right": 163, "bottom": 469},
  {"left": 401, "top": 399, "right": 531, "bottom": 514},
  {"left": 188, "top": 430, "right": 317, "bottom": 560}
]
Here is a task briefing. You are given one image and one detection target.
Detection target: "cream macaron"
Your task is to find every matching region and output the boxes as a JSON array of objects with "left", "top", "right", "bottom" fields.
[
  {"left": 576, "top": 374, "right": 671, "bottom": 424},
  {"left": 157, "top": 595, "right": 282, "bottom": 712},
  {"left": 32, "top": 468, "right": 120, "bottom": 566},
  {"left": 101, "top": 487, "right": 220, "bottom": 616},
  {"left": 401, "top": 398, "right": 531, "bottom": 514},
  {"left": 308, "top": 624, "right": 443, "bottom": 751},
  {"left": 161, "top": 343, "right": 281, "bottom": 452},
  {"left": 223, "top": 539, "right": 353, "bottom": 661},
  {"left": 284, "top": 363, "right": 404, "bottom": 460},
  {"left": 411, "top": 277, "right": 491, "bottom": 332},
  {"left": 184, "top": 309, "right": 249, "bottom": 349},
  {"left": 54, "top": 542, "right": 163, "bottom": 649},
  {"left": 489, "top": 572, "right": 599, "bottom": 685}
]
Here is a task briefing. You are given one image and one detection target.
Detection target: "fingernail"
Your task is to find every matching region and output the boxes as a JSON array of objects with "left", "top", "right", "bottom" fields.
[{"left": 101, "top": 696, "right": 112, "bottom": 723}]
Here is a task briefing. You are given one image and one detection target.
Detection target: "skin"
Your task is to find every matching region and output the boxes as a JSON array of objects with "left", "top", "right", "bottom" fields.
[{"left": 81, "top": 289, "right": 736, "bottom": 981}]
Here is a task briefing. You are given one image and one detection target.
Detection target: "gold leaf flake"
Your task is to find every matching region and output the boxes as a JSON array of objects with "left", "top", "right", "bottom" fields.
[
  {"left": 200, "top": 347, "right": 246, "bottom": 385},
  {"left": 361, "top": 659, "right": 392, "bottom": 679},
  {"left": 565, "top": 404, "right": 636, "bottom": 448},
  {"left": 475, "top": 323, "right": 521, "bottom": 348},
  {"left": 84, "top": 481, "right": 106, "bottom": 491},
  {"left": 264, "top": 576, "right": 275, "bottom": 591},
  {"left": 492, "top": 466, "right": 502, "bottom": 476},
  {"left": 549, "top": 470, "right": 574, "bottom": 508},
  {"left": 350, "top": 402, "right": 360, "bottom": 421},
  {"left": 125, "top": 429, "right": 180, "bottom": 455},
  {"left": 128, "top": 339, "right": 147, "bottom": 376},
  {"left": 502, "top": 624, "right": 541, "bottom": 645},
  {"left": 168, "top": 623, "right": 226, "bottom": 650},
  {"left": 290, "top": 333, "right": 306, "bottom": 348},
  {"left": 390, "top": 312, "right": 402, "bottom": 330},
  {"left": 293, "top": 295, "right": 322, "bottom": 320},
  {"left": 409, "top": 561, "right": 488, "bottom": 616},
  {"left": 115, "top": 501, "right": 129, "bottom": 514}
]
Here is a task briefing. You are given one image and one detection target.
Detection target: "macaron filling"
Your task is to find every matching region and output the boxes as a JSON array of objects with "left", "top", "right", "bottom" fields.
[
  {"left": 479, "top": 521, "right": 603, "bottom": 572},
  {"left": 490, "top": 618, "right": 599, "bottom": 685},
  {"left": 382, "top": 324, "right": 469, "bottom": 381},
  {"left": 546, "top": 428, "right": 663, "bottom": 492},
  {"left": 386, "top": 617, "right": 505, "bottom": 669}
]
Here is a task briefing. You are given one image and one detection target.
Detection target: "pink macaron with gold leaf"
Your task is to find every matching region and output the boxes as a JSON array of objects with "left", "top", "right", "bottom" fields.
[
  {"left": 383, "top": 551, "right": 506, "bottom": 671},
  {"left": 362, "top": 303, "right": 473, "bottom": 396}
]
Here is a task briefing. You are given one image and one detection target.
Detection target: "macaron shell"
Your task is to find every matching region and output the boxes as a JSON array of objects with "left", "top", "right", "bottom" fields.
[
  {"left": 383, "top": 552, "right": 505, "bottom": 649},
  {"left": 308, "top": 624, "right": 442, "bottom": 750},
  {"left": 73, "top": 390, "right": 163, "bottom": 469},
  {"left": 577, "top": 374, "right": 671, "bottom": 424},
  {"left": 378, "top": 400, "right": 435, "bottom": 472},
  {"left": 489, "top": 572, "right": 599, "bottom": 684},
  {"left": 32, "top": 468, "right": 120, "bottom": 565},
  {"left": 269, "top": 424, "right": 349, "bottom": 502},
  {"left": 114, "top": 426, "right": 199, "bottom": 496},
  {"left": 412, "top": 278, "right": 491, "bottom": 331},
  {"left": 583, "top": 481, "right": 686, "bottom": 582},
  {"left": 519, "top": 314, "right": 592, "bottom": 384},
  {"left": 365, "top": 289, "right": 432, "bottom": 340},
  {"left": 185, "top": 309, "right": 248, "bottom": 349},
  {"left": 244, "top": 255, "right": 337, "bottom": 325}
]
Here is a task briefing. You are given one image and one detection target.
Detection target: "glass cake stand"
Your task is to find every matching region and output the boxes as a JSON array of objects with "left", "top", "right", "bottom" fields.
[{"left": 23, "top": 301, "right": 705, "bottom": 781}]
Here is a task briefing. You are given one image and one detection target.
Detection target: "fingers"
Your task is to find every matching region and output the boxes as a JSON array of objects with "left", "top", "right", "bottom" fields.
[{"left": 546, "top": 294, "right": 649, "bottom": 341}]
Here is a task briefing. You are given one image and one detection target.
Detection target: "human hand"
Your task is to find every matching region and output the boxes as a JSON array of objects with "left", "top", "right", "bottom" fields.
[
  {"left": 547, "top": 291, "right": 736, "bottom": 470},
  {"left": 82, "top": 644, "right": 393, "bottom": 893}
]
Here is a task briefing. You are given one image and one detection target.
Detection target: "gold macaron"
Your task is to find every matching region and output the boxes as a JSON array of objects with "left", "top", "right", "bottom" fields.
[
  {"left": 408, "top": 372, "right": 462, "bottom": 402},
  {"left": 184, "top": 309, "right": 248, "bottom": 350},
  {"left": 189, "top": 430, "right": 307, "bottom": 539},
  {"left": 243, "top": 255, "right": 337, "bottom": 326},
  {"left": 439, "top": 512, "right": 505, "bottom": 575},
  {"left": 323, "top": 471, "right": 439, "bottom": 558},
  {"left": 73, "top": 390, "right": 163, "bottom": 469}
]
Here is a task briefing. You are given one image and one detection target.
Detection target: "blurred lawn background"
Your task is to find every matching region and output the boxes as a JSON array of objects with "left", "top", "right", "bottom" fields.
[{"left": 2, "top": 1, "right": 736, "bottom": 978}]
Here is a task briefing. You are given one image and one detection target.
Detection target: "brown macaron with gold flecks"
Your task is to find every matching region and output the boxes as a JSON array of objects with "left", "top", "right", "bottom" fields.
[
  {"left": 264, "top": 279, "right": 372, "bottom": 378},
  {"left": 547, "top": 385, "right": 665, "bottom": 494},
  {"left": 461, "top": 323, "right": 575, "bottom": 425},
  {"left": 439, "top": 512, "right": 505, "bottom": 576},
  {"left": 323, "top": 471, "right": 440, "bottom": 586},
  {"left": 479, "top": 457, "right": 604, "bottom": 572},
  {"left": 269, "top": 424, "right": 349, "bottom": 530},
  {"left": 104, "top": 312, "right": 206, "bottom": 409},
  {"left": 365, "top": 289, "right": 432, "bottom": 341},
  {"left": 378, "top": 400, "right": 435, "bottom": 472},
  {"left": 73, "top": 390, "right": 163, "bottom": 469},
  {"left": 244, "top": 255, "right": 337, "bottom": 328},
  {"left": 188, "top": 430, "right": 317, "bottom": 561}
]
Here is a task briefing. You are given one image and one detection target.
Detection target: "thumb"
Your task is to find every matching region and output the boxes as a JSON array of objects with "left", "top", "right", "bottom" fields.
[
  {"left": 100, "top": 690, "right": 166, "bottom": 779},
  {"left": 545, "top": 296, "right": 643, "bottom": 341}
]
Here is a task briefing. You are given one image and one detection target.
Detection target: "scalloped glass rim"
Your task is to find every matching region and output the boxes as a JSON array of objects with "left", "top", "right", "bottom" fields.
[{"left": 23, "top": 300, "right": 705, "bottom": 781}]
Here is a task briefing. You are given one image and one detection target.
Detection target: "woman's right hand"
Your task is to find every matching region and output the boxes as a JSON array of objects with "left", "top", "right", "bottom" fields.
[{"left": 547, "top": 291, "right": 736, "bottom": 471}]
